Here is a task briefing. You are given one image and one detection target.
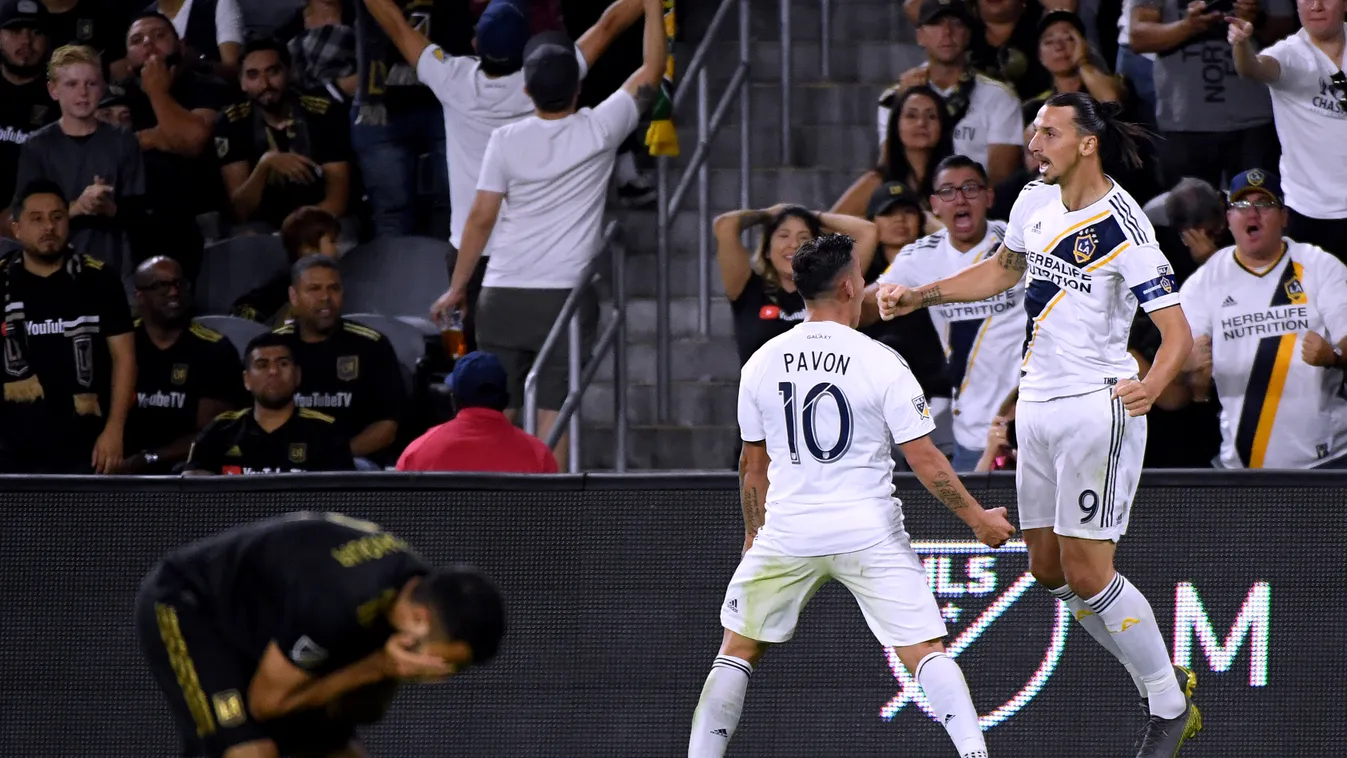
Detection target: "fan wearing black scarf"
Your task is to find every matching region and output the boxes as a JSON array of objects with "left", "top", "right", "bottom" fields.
[{"left": 0, "top": 180, "right": 137, "bottom": 474}]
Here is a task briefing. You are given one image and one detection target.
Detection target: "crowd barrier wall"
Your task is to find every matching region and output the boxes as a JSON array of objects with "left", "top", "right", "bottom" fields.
[{"left": 1, "top": 471, "right": 1342, "bottom": 757}]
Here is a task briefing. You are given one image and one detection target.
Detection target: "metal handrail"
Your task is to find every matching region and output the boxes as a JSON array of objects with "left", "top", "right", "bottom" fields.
[
  {"left": 654, "top": 0, "right": 750, "bottom": 422},
  {"left": 522, "top": 221, "right": 626, "bottom": 473}
]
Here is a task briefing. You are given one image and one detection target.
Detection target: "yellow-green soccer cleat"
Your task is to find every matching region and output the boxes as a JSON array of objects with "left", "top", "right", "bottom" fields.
[{"left": 1134, "top": 666, "right": 1203, "bottom": 758}]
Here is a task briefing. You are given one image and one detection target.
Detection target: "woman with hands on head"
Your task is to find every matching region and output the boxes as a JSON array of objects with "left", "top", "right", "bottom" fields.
[{"left": 714, "top": 203, "right": 878, "bottom": 365}]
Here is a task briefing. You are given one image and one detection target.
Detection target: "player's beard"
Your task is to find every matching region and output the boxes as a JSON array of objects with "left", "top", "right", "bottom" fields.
[{"left": 255, "top": 391, "right": 294, "bottom": 410}]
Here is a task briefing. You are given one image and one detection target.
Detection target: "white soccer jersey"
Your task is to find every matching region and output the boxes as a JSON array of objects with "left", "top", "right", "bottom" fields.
[
  {"left": 877, "top": 222, "right": 1025, "bottom": 450},
  {"left": 737, "top": 320, "right": 936, "bottom": 557},
  {"left": 1004, "top": 180, "right": 1181, "bottom": 402},
  {"left": 1180, "top": 240, "right": 1347, "bottom": 468}
]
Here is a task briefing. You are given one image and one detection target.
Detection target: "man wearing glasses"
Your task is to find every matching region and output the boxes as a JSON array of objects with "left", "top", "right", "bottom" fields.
[
  {"left": 1178, "top": 169, "right": 1347, "bottom": 469},
  {"left": 122, "top": 255, "right": 244, "bottom": 473},
  {"left": 1229, "top": 0, "right": 1347, "bottom": 259},
  {"left": 861, "top": 155, "right": 1027, "bottom": 471}
]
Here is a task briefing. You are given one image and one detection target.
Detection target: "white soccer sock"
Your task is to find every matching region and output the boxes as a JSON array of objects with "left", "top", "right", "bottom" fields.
[
  {"left": 915, "top": 652, "right": 988, "bottom": 758},
  {"left": 1085, "top": 574, "right": 1186, "bottom": 719},
  {"left": 687, "top": 655, "right": 752, "bottom": 758},
  {"left": 1047, "top": 583, "right": 1147, "bottom": 698}
]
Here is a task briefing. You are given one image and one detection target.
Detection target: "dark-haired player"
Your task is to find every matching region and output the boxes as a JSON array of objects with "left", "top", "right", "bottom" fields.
[
  {"left": 688, "top": 234, "right": 1015, "bottom": 758},
  {"left": 135, "top": 511, "right": 506, "bottom": 758},
  {"left": 879, "top": 92, "right": 1200, "bottom": 756}
]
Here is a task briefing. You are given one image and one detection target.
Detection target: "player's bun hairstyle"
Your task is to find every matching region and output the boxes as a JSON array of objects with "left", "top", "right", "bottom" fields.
[
  {"left": 414, "top": 565, "right": 507, "bottom": 664},
  {"left": 243, "top": 331, "right": 294, "bottom": 368},
  {"left": 1045, "top": 91, "right": 1152, "bottom": 171},
  {"left": 755, "top": 206, "right": 822, "bottom": 291},
  {"left": 791, "top": 233, "right": 856, "bottom": 301}
]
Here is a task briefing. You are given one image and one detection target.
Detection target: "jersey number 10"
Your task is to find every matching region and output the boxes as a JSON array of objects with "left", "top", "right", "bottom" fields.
[{"left": 778, "top": 382, "right": 854, "bottom": 464}]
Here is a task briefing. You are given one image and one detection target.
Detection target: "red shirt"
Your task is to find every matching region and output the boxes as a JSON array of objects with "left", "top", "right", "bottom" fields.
[{"left": 396, "top": 408, "right": 558, "bottom": 473}]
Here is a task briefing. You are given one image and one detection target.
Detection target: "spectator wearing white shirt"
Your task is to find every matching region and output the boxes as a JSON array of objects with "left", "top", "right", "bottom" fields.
[
  {"left": 361, "top": 0, "right": 642, "bottom": 353},
  {"left": 430, "top": 0, "right": 665, "bottom": 469},
  {"left": 1228, "top": 0, "right": 1347, "bottom": 260},
  {"left": 879, "top": 0, "right": 1024, "bottom": 186}
]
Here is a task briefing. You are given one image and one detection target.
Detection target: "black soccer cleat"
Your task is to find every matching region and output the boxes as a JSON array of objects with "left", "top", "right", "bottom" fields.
[{"left": 1134, "top": 697, "right": 1203, "bottom": 758}]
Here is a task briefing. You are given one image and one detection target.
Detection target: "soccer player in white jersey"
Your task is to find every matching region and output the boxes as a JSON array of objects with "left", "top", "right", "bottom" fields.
[
  {"left": 687, "top": 234, "right": 1016, "bottom": 758},
  {"left": 862, "top": 155, "right": 1025, "bottom": 471},
  {"left": 877, "top": 92, "right": 1201, "bottom": 757},
  {"left": 1179, "top": 169, "right": 1347, "bottom": 469}
]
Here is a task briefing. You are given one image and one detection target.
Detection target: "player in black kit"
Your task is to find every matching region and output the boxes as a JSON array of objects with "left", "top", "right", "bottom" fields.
[{"left": 135, "top": 511, "right": 506, "bottom": 758}]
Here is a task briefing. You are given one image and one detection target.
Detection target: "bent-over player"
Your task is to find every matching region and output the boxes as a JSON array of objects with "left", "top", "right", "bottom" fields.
[
  {"left": 879, "top": 92, "right": 1200, "bottom": 757},
  {"left": 688, "top": 234, "right": 1016, "bottom": 758},
  {"left": 135, "top": 511, "right": 505, "bottom": 758}
]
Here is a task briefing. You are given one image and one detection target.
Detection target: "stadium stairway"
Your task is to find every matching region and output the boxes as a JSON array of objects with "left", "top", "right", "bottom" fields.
[{"left": 580, "top": 0, "right": 926, "bottom": 469}]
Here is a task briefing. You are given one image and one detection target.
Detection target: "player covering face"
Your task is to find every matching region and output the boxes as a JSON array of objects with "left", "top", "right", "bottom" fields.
[
  {"left": 876, "top": 92, "right": 1200, "bottom": 758},
  {"left": 688, "top": 233, "right": 1014, "bottom": 758}
]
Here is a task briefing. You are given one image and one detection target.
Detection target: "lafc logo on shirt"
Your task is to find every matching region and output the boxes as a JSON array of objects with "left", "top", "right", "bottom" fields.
[
  {"left": 289, "top": 443, "right": 307, "bottom": 463},
  {"left": 211, "top": 690, "right": 246, "bottom": 728},
  {"left": 1073, "top": 229, "right": 1099, "bottom": 264},
  {"left": 337, "top": 355, "right": 360, "bottom": 381},
  {"left": 171, "top": 363, "right": 189, "bottom": 385}
]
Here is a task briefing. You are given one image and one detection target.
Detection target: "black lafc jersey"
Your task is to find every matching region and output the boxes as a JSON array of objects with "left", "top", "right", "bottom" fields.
[
  {"left": 276, "top": 319, "right": 405, "bottom": 438},
  {"left": 160, "top": 512, "right": 428, "bottom": 674},
  {"left": 127, "top": 321, "right": 246, "bottom": 453},
  {"left": 187, "top": 407, "right": 356, "bottom": 474}
]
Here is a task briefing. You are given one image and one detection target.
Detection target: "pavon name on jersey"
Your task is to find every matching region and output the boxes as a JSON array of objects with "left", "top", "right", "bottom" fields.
[
  {"left": 1024, "top": 250, "right": 1093, "bottom": 292},
  {"left": 1219, "top": 306, "right": 1311, "bottom": 341},
  {"left": 782, "top": 351, "right": 851, "bottom": 375}
]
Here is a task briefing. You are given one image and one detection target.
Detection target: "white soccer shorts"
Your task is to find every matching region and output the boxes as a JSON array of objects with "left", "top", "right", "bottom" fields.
[
  {"left": 1015, "top": 387, "right": 1147, "bottom": 541},
  {"left": 719, "top": 531, "right": 948, "bottom": 648}
]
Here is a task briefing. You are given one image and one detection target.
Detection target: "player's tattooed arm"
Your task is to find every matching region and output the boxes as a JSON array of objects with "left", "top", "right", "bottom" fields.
[
  {"left": 739, "top": 440, "right": 771, "bottom": 543},
  {"left": 918, "top": 284, "right": 943, "bottom": 308},
  {"left": 997, "top": 246, "right": 1028, "bottom": 274},
  {"left": 632, "top": 81, "right": 659, "bottom": 114},
  {"left": 928, "top": 470, "right": 971, "bottom": 513}
]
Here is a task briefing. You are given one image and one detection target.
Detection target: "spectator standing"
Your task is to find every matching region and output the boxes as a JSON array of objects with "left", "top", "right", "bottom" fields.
[
  {"left": 881, "top": 0, "right": 1024, "bottom": 186},
  {"left": 0, "top": 0, "right": 56, "bottom": 233},
  {"left": 232, "top": 205, "right": 340, "bottom": 325},
  {"left": 1131, "top": 0, "right": 1295, "bottom": 188},
  {"left": 1178, "top": 169, "right": 1347, "bottom": 468},
  {"left": 431, "top": 0, "right": 665, "bottom": 469},
  {"left": 215, "top": 38, "right": 351, "bottom": 231},
  {"left": 38, "top": 0, "right": 125, "bottom": 79},
  {"left": 287, "top": 0, "right": 357, "bottom": 103},
  {"left": 1034, "top": 10, "right": 1126, "bottom": 105},
  {"left": 1116, "top": 0, "right": 1159, "bottom": 124},
  {"left": 185, "top": 331, "right": 355, "bottom": 474},
  {"left": 0, "top": 180, "right": 135, "bottom": 473},
  {"left": 1228, "top": 0, "right": 1347, "bottom": 259},
  {"left": 122, "top": 12, "right": 232, "bottom": 280},
  {"left": 361, "top": 0, "right": 639, "bottom": 353},
  {"left": 144, "top": 0, "right": 245, "bottom": 80},
  {"left": 834, "top": 85, "right": 953, "bottom": 218},
  {"left": 971, "top": 0, "right": 1054, "bottom": 101},
  {"left": 123, "top": 256, "right": 244, "bottom": 473},
  {"left": 14, "top": 44, "right": 144, "bottom": 286},
  {"left": 397, "top": 351, "right": 558, "bottom": 473},
  {"left": 276, "top": 256, "right": 405, "bottom": 466}
]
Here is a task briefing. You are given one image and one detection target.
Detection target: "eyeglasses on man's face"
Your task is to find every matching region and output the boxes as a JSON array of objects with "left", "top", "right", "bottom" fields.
[{"left": 934, "top": 182, "right": 986, "bottom": 201}]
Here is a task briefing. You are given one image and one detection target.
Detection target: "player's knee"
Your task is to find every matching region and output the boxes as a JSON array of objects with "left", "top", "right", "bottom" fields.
[
  {"left": 1061, "top": 556, "right": 1112, "bottom": 598},
  {"left": 1027, "top": 550, "right": 1066, "bottom": 589},
  {"left": 719, "top": 630, "right": 769, "bottom": 665},
  {"left": 894, "top": 638, "right": 946, "bottom": 675},
  {"left": 223, "top": 740, "right": 281, "bottom": 758}
]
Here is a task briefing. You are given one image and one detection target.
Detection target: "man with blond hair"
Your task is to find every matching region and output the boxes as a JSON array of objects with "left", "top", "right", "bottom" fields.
[{"left": 12, "top": 43, "right": 143, "bottom": 289}]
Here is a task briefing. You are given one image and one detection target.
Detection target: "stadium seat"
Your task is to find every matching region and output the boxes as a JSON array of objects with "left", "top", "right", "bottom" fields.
[
  {"left": 345, "top": 313, "right": 435, "bottom": 394},
  {"left": 193, "top": 316, "right": 271, "bottom": 361},
  {"left": 195, "top": 235, "right": 290, "bottom": 316},
  {"left": 339, "top": 236, "right": 450, "bottom": 317}
]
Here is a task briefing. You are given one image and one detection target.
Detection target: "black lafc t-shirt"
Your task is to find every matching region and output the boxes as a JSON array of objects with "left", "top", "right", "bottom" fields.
[
  {"left": 729, "top": 272, "right": 806, "bottom": 366},
  {"left": 126, "top": 321, "right": 246, "bottom": 454},
  {"left": 0, "top": 77, "right": 56, "bottom": 203},
  {"left": 160, "top": 512, "right": 428, "bottom": 673},
  {"left": 0, "top": 255, "right": 133, "bottom": 455},
  {"left": 187, "top": 407, "right": 356, "bottom": 474},
  {"left": 126, "top": 70, "right": 233, "bottom": 215},
  {"left": 44, "top": 0, "right": 127, "bottom": 66},
  {"left": 276, "top": 320, "right": 405, "bottom": 439},
  {"left": 215, "top": 95, "right": 351, "bottom": 228}
]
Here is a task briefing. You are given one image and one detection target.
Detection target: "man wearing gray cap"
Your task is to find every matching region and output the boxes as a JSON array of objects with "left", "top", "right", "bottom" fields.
[{"left": 430, "top": 0, "right": 665, "bottom": 469}]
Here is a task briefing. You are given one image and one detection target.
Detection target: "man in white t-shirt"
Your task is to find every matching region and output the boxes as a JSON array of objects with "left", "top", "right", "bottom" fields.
[
  {"left": 877, "top": 0, "right": 1023, "bottom": 185},
  {"left": 1228, "top": 0, "right": 1347, "bottom": 259},
  {"left": 864, "top": 156, "right": 1024, "bottom": 471},
  {"left": 426, "top": 0, "right": 664, "bottom": 469},
  {"left": 361, "top": 0, "right": 642, "bottom": 351},
  {"left": 686, "top": 233, "right": 1014, "bottom": 758},
  {"left": 1179, "top": 169, "right": 1347, "bottom": 468},
  {"left": 878, "top": 93, "right": 1202, "bottom": 757}
]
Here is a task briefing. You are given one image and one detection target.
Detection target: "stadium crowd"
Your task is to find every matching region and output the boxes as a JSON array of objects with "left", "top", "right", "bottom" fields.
[{"left": 0, "top": 0, "right": 1344, "bottom": 475}]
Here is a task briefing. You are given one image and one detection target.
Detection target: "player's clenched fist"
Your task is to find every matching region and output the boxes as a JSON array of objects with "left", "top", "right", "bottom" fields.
[
  {"left": 1111, "top": 378, "right": 1154, "bottom": 416},
  {"left": 1226, "top": 15, "right": 1254, "bottom": 46},
  {"left": 380, "top": 632, "right": 455, "bottom": 681},
  {"left": 972, "top": 507, "right": 1015, "bottom": 548},
  {"left": 876, "top": 283, "right": 921, "bottom": 321}
]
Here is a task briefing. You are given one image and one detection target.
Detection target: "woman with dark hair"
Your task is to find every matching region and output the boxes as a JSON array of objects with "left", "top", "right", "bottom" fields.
[
  {"left": 831, "top": 86, "right": 954, "bottom": 220},
  {"left": 714, "top": 204, "right": 878, "bottom": 365}
]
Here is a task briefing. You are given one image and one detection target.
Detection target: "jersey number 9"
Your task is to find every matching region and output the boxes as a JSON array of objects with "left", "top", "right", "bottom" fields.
[{"left": 778, "top": 382, "right": 854, "bottom": 464}]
